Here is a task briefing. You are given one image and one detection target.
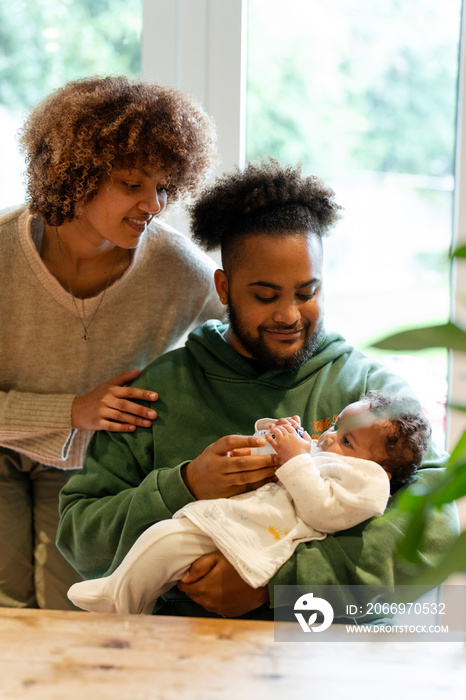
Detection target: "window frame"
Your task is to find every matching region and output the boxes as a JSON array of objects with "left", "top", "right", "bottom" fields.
[{"left": 450, "top": 4, "right": 466, "bottom": 451}]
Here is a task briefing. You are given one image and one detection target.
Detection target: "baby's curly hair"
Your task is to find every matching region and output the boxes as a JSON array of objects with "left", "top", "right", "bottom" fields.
[
  {"left": 19, "top": 75, "right": 217, "bottom": 225},
  {"left": 191, "top": 157, "right": 342, "bottom": 270},
  {"left": 360, "top": 390, "right": 432, "bottom": 493}
]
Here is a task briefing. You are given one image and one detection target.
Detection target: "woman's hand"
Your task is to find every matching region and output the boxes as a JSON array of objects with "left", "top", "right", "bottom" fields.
[
  {"left": 71, "top": 370, "right": 158, "bottom": 432},
  {"left": 182, "top": 434, "right": 280, "bottom": 500}
]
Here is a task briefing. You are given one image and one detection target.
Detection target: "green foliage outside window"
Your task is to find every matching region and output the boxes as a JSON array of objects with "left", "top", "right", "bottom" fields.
[
  {"left": 0, "top": 0, "right": 141, "bottom": 111},
  {"left": 247, "top": 0, "right": 460, "bottom": 179}
]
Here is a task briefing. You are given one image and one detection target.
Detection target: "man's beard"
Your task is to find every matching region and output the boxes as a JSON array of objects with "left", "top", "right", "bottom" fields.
[{"left": 227, "top": 299, "right": 323, "bottom": 372}]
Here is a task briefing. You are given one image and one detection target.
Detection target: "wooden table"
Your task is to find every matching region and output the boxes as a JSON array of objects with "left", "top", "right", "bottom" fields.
[{"left": 0, "top": 607, "right": 465, "bottom": 699}]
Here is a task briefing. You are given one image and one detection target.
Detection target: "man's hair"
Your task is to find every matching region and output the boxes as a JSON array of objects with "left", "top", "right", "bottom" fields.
[
  {"left": 19, "top": 75, "right": 217, "bottom": 225},
  {"left": 360, "top": 390, "right": 432, "bottom": 493},
  {"left": 191, "top": 157, "right": 342, "bottom": 272}
]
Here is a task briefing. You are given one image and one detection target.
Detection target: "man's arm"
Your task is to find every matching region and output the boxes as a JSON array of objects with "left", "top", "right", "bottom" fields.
[
  {"left": 57, "top": 425, "right": 191, "bottom": 579},
  {"left": 57, "top": 425, "right": 278, "bottom": 580}
]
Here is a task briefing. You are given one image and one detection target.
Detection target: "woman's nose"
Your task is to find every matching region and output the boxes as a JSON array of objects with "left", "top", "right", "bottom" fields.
[{"left": 139, "top": 188, "right": 165, "bottom": 214}]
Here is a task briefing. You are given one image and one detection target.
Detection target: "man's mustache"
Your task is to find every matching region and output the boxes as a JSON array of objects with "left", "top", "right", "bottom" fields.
[{"left": 260, "top": 322, "right": 311, "bottom": 332}]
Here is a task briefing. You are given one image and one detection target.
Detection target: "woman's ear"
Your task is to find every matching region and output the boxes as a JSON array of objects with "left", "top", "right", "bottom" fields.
[{"left": 214, "top": 269, "right": 229, "bottom": 305}]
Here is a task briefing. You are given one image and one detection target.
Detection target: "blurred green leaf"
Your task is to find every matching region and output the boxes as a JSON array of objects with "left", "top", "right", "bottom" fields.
[
  {"left": 372, "top": 322, "right": 466, "bottom": 352},
  {"left": 411, "top": 530, "right": 466, "bottom": 586},
  {"left": 430, "top": 467, "right": 466, "bottom": 505},
  {"left": 396, "top": 498, "right": 428, "bottom": 562},
  {"left": 451, "top": 243, "right": 466, "bottom": 258},
  {"left": 448, "top": 428, "right": 466, "bottom": 469},
  {"left": 395, "top": 484, "right": 432, "bottom": 512}
]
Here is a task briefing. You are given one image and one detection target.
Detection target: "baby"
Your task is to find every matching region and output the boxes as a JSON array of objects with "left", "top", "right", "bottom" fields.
[{"left": 68, "top": 390, "right": 430, "bottom": 614}]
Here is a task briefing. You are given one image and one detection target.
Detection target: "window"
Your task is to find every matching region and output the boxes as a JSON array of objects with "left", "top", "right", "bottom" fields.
[{"left": 247, "top": 0, "right": 463, "bottom": 445}]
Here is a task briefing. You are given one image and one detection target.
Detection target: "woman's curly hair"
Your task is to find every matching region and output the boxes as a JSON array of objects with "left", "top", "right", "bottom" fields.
[
  {"left": 360, "top": 390, "right": 432, "bottom": 493},
  {"left": 191, "top": 157, "right": 342, "bottom": 267},
  {"left": 19, "top": 75, "right": 217, "bottom": 225}
]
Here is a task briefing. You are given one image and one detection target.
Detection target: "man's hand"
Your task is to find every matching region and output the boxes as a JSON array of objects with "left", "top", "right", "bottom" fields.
[
  {"left": 177, "top": 551, "right": 269, "bottom": 617},
  {"left": 182, "top": 435, "right": 279, "bottom": 499},
  {"left": 71, "top": 370, "right": 158, "bottom": 431}
]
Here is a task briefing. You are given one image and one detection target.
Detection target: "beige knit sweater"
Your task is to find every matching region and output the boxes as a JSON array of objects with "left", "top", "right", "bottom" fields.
[{"left": 0, "top": 207, "right": 223, "bottom": 469}]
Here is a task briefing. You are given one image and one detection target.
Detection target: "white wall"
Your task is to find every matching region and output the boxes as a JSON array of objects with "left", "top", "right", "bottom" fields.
[{"left": 142, "top": 0, "right": 247, "bottom": 236}]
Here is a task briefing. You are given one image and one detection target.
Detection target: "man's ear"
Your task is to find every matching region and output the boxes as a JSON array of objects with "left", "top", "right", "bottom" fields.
[{"left": 214, "top": 269, "right": 229, "bottom": 305}]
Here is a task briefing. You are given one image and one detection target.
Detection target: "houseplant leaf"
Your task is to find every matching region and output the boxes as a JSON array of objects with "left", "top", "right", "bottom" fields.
[{"left": 372, "top": 322, "right": 466, "bottom": 352}]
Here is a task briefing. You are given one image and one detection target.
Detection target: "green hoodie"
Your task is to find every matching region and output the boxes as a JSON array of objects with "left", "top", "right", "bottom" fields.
[{"left": 57, "top": 320, "right": 459, "bottom": 620}]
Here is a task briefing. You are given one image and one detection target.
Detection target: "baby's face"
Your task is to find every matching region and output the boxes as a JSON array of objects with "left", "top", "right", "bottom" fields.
[{"left": 317, "top": 401, "right": 390, "bottom": 464}]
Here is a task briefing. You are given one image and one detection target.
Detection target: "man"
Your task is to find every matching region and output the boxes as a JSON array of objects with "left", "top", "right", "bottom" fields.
[{"left": 57, "top": 159, "right": 458, "bottom": 620}]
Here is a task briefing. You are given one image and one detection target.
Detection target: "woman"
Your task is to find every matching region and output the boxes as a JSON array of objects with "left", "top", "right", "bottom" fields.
[{"left": 0, "top": 75, "right": 222, "bottom": 610}]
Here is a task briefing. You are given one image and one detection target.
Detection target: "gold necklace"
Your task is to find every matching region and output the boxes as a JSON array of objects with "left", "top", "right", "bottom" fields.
[{"left": 55, "top": 226, "right": 121, "bottom": 341}]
